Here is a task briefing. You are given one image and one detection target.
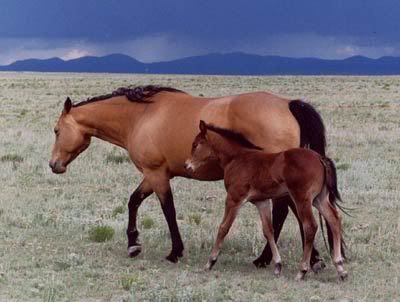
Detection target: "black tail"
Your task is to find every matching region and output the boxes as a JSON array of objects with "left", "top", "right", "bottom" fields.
[
  {"left": 289, "top": 100, "right": 347, "bottom": 258},
  {"left": 289, "top": 100, "right": 326, "bottom": 156},
  {"left": 320, "top": 156, "right": 347, "bottom": 258}
]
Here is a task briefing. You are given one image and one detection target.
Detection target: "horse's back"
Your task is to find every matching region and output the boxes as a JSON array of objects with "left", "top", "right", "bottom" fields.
[
  {"left": 131, "top": 91, "right": 301, "bottom": 179},
  {"left": 205, "top": 92, "right": 300, "bottom": 153}
]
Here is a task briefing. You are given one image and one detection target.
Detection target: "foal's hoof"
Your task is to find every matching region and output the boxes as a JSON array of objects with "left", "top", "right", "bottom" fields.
[
  {"left": 253, "top": 257, "right": 270, "bottom": 268},
  {"left": 295, "top": 271, "right": 307, "bottom": 281},
  {"left": 311, "top": 260, "right": 326, "bottom": 273},
  {"left": 127, "top": 245, "right": 142, "bottom": 258},
  {"left": 205, "top": 258, "right": 217, "bottom": 270},
  {"left": 338, "top": 270, "right": 348, "bottom": 281},
  {"left": 273, "top": 263, "right": 282, "bottom": 277}
]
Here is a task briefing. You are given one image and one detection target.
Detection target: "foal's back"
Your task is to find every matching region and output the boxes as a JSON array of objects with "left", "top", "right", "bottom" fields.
[{"left": 224, "top": 148, "right": 325, "bottom": 201}]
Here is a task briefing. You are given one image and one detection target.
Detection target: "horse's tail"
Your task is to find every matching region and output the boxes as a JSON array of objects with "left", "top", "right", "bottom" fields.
[
  {"left": 320, "top": 156, "right": 348, "bottom": 258},
  {"left": 288, "top": 99, "right": 326, "bottom": 156}
]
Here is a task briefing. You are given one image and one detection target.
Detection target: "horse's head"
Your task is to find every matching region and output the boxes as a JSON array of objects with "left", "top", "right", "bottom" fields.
[
  {"left": 49, "top": 98, "right": 91, "bottom": 174},
  {"left": 185, "top": 120, "right": 218, "bottom": 172}
]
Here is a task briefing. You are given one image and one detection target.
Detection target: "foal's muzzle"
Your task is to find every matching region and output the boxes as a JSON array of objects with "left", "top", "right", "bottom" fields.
[{"left": 184, "top": 159, "right": 196, "bottom": 172}]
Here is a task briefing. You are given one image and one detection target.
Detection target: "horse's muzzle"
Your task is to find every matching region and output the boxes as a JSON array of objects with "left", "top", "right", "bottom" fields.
[{"left": 49, "top": 160, "right": 66, "bottom": 174}]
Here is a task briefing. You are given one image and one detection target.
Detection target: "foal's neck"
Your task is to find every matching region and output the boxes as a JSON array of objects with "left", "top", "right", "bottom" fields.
[
  {"left": 72, "top": 97, "right": 146, "bottom": 149},
  {"left": 209, "top": 134, "right": 252, "bottom": 168}
]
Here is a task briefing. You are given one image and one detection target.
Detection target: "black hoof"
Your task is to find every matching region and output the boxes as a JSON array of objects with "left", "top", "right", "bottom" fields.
[
  {"left": 339, "top": 271, "right": 348, "bottom": 281},
  {"left": 311, "top": 260, "right": 326, "bottom": 273},
  {"left": 274, "top": 262, "right": 282, "bottom": 276},
  {"left": 165, "top": 249, "right": 183, "bottom": 263},
  {"left": 253, "top": 257, "right": 271, "bottom": 268},
  {"left": 127, "top": 245, "right": 142, "bottom": 258}
]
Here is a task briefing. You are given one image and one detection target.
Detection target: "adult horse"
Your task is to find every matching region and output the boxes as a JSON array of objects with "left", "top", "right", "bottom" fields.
[{"left": 49, "top": 85, "right": 330, "bottom": 267}]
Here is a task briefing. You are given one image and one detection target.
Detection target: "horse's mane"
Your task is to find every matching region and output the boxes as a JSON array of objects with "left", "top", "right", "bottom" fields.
[
  {"left": 72, "top": 85, "right": 186, "bottom": 107},
  {"left": 205, "top": 123, "right": 263, "bottom": 150}
]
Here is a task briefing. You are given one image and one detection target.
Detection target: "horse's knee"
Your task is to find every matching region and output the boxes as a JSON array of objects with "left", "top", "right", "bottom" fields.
[{"left": 303, "top": 220, "right": 318, "bottom": 242}]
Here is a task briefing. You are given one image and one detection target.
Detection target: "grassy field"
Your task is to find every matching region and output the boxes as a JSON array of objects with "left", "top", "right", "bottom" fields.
[{"left": 0, "top": 72, "right": 399, "bottom": 302}]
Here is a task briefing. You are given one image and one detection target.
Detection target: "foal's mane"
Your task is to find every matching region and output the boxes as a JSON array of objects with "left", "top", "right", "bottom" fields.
[
  {"left": 206, "top": 124, "right": 263, "bottom": 150},
  {"left": 73, "top": 85, "right": 186, "bottom": 107}
]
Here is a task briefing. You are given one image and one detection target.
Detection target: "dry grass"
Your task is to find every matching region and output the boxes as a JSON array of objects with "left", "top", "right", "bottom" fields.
[{"left": 0, "top": 72, "right": 399, "bottom": 301}]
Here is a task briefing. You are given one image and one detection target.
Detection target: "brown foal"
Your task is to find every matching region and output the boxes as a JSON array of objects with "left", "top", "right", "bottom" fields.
[{"left": 186, "top": 121, "right": 347, "bottom": 280}]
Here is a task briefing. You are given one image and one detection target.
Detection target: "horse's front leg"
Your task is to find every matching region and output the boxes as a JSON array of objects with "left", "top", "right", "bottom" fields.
[
  {"left": 145, "top": 169, "right": 184, "bottom": 263},
  {"left": 127, "top": 179, "right": 153, "bottom": 257}
]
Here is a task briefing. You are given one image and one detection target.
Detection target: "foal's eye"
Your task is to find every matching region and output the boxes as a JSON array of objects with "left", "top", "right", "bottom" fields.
[{"left": 54, "top": 129, "right": 59, "bottom": 136}]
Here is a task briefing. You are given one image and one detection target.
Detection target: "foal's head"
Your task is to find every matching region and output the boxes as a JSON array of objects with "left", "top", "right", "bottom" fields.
[
  {"left": 185, "top": 120, "right": 218, "bottom": 172},
  {"left": 49, "top": 98, "right": 91, "bottom": 174}
]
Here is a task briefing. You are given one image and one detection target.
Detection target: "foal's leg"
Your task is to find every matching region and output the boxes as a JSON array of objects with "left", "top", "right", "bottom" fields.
[
  {"left": 291, "top": 195, "right": 318, "bottom": 281},
  {"left": 146, "top": 169, "right": 184, "bottom": 263},
  {"left": 314, "top": 196, "right": 347, "bottom": 280},
  {"left": 206, "top": 195, "right": 241, "bottom": 270},
  {"left": 254, "top": 195, "right": 324, "bottom": 271},
  {"left": 254, "top": 200, "right": 282, "bottom": 276},
  {"left": 253, "top": 196, "right": 288, "bottom": 267},
  {"left": 127, "top": 179, "right": 153, "bottom": 257},
  {"left": 287, "top": 200, "right": 325, "bottom": 273}
]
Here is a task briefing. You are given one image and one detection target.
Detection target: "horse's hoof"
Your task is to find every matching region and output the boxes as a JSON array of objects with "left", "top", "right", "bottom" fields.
[
  {"left": 339, "top": 270, "right": 348, "bottom": 281},
  {"left": 165, "top": 253, "right": 179, "bottom": 263},
  {"left": 311, "top": 260, "right": 326, "bottom": 273},
  {"left": 127, "top": 245, "right": 142, "bottom": 258},
  {"left": 253, "top": 257, "right": 270, "bottom": 268},
  {"left": 273, "top": 263, "right": 282, "bottom": 277}
]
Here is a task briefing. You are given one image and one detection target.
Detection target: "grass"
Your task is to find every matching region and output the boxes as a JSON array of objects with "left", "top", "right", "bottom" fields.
[{"left": 0, "top": 73, "right": 399, "bottom": 301}]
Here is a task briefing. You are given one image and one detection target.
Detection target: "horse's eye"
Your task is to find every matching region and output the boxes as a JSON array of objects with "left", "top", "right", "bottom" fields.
[{"left": 54, "top": 129, "right": 59, "bottom": 136}]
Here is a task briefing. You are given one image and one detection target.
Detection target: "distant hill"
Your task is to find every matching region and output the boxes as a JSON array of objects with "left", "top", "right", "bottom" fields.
[{"left": 1, "top": 52, "right": 400, "bottom": 75}]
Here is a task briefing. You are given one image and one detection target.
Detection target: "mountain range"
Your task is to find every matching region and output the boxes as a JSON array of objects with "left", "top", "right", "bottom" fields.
[{"left": 1, "top": 52, "right": 400, "bottom": 75}]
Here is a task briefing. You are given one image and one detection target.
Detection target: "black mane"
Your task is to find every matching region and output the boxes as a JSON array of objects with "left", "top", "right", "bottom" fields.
[
  {"left": 73, "top": 85, "right": 186, "bottom": 107},
  {"left": 206, "top": 124, "right": 263, "bottom": 150}
]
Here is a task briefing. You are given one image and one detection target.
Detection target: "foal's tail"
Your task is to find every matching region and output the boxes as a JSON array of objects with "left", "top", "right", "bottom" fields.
[{"left": 320, "top": 156, "right": 348, "bottom": 258}]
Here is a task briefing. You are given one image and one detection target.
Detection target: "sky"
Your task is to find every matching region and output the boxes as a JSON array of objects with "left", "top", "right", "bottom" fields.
[{"left": 0, "top": 0, "right": 399, "bottom": 64}]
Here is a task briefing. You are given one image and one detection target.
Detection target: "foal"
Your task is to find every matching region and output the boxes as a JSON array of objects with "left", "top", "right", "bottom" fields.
[{"left": 185, "top": 121, "right": 347, "bottom": 280}]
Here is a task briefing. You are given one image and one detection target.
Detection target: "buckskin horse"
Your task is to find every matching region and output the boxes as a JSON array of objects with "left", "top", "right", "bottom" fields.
[
  {"left": 49, "top": 85, "right": 334, "bottom": 268},
  {"left": 185, "top": 121, "right": 347, "bottom": 280}
]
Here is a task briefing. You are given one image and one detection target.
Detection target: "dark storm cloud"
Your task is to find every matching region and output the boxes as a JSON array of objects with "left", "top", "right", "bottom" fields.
[
  {"left": 1, "top": 0, "right": 399, "bottom": 42},
  {"left": 1, "top": 0, "right": 399, "bottom": 63}
]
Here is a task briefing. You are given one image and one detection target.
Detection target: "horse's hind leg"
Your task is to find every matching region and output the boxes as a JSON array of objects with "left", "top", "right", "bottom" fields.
[
  {"left": 291, "top": 194, "right": 318, "bottom": 281},
  {"left": 254, "top": 200, "right": 282, "bottom": 276},
  {"left": 127, "top": 179, "right": 153, "bottom": 257},
  {"left": 206, "top": 194, "right": 241, "bottom": 270},
  {"left": 314, "top": 195, "right": 347, "bottom": 280}
]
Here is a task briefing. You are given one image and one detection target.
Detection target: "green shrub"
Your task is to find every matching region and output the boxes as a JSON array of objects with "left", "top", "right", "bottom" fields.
[
  {"left": 112, "top": 205, "right": 125, "bottom": 217},
  {"left": 88, "top": 225, "right": 115, "bottom": 242},
  {"left": 188, "top": 213, "right": 201, "bottom": 225},
  {"left": 105, "top": 153, "right": 130, "bottom": 164},
  {"left": 337, "top": 163, "right": 351, "bottom": 171},
  {"left": 1, "top": 154, "right": 24, "bottom": 163},
  {"left": 141, "top": 216, "right": 155, "bottom": 229}
]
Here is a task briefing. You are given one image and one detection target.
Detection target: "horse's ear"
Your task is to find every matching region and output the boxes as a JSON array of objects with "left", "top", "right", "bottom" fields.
[
  {"left": 199, "top": 120, "right": 207, "bottom": 134},
  {"left": 64, "top": 97, "right": 72, "bottom": 113}
]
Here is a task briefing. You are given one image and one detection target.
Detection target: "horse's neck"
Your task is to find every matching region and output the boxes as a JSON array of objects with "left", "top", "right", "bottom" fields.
[{"left": 72, "top": 99, "right": 144, "bottom": 149}]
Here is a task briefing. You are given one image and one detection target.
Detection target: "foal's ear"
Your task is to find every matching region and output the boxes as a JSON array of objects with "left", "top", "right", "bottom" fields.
[
  {"left": 199, "top": 120, "right": 207, "bottom": 134},
  {"left": 64, "top": 97, "right": 72, "bottom": 114}
]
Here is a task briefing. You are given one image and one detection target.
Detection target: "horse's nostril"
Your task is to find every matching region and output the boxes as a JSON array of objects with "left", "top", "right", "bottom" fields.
[{"left": 49, "top": 161, "right": 54, "bottom": 169}]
